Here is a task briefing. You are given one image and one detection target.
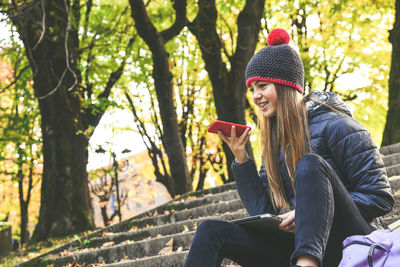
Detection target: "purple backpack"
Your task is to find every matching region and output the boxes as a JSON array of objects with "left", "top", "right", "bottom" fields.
[{"left": 339, "top": 229, "right": 400, "bottom": 267}]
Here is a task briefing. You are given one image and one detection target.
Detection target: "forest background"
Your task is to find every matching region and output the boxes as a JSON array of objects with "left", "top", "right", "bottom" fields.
[{"left": 0, "top": 0, "right": 399, "bottom": 260}]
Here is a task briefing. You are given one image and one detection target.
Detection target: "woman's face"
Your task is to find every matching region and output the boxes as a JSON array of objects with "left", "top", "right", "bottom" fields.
[{"left": 250, "top": 81, "right": 278, "bottom": 118}]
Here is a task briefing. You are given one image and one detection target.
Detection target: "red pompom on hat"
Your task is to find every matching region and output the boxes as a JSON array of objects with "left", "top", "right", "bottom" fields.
[{"left": 267, "top": 28, "right": 290, "bottom": 46}]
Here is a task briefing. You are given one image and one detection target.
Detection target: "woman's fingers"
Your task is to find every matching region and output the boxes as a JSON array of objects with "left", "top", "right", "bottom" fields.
[
  {"left": 279, "top": 210, "right": 295, "bottom": 232},
  {"left": 239, "top": 128, "right": 251, "bottom": 144},
  {"left": 218, "top": 130, "right": 229, "bottom": 143},
  {"left": 218, "top": 126, "right": 251, "bottom": 148},
  {"left": 230, "top": 126, "right": 237, "bottom": 141},
  {"left": 279, "top": 220, "right": 295, "bottom": 233},
  {"left": 217, "top": 126, "right": 251, "bottom": 163},
  {"left": 232, "top": 126, "right": 251, "bottom": 145}
]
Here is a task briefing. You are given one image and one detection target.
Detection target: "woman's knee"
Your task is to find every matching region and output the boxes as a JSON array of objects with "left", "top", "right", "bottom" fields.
[
  {"left": 298, "top": 153, "right": 324, "bottom": 168},
  {"left": 195, "top": 219, "right": 229, "bottom": 240},
  {"left": 295, "top": 153, "right": 331, "bottom": 186},
  {"left": 296, "top": 154, "right": 326, "bottom": 176}
]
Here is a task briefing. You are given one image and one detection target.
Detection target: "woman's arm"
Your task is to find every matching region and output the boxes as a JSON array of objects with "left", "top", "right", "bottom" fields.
[
  {"left": 325, "top": 114, "right": 394, "bottom": 220},
  {"left": 218, "top": 126, "right": 277, "bottom": 215},
  {"left": 232, "top": 159, "right": 277, "bottom": 215}
]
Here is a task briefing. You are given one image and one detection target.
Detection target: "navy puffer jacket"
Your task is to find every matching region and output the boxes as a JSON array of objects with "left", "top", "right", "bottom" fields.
[{"left": 232, "top": 91, "right": 394, "bottom": 222}]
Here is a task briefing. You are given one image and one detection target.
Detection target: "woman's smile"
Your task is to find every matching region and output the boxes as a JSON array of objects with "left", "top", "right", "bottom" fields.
[
  {"left": 259, "top": 101, "right": 269, "bottom": 111},
  {"left": 250, "top": 81, "right": 278, "bottom": 118}
]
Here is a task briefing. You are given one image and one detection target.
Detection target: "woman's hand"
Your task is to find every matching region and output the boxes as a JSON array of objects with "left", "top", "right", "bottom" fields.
[
  {"left": 218, "top": 126, "right": 251, "bottom": 163},
  {"left": 278, "top": 210, "right": 295, "bottom": 233}
]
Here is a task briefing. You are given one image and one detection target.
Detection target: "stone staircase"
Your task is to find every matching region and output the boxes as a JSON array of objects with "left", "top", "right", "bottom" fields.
[{"left": 16, "top": 143, "right": 400, "bottom": 267}]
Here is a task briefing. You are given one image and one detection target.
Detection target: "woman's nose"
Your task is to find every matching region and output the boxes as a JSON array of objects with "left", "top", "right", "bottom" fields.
[{"left": 253, "top": 89, "right": 261, "bottom": 100}]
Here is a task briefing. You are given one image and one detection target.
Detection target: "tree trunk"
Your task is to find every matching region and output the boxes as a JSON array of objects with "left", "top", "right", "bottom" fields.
[
  {"left": 12, "top": 0, "right": 94, "bottom": 241},
  {"left": 100, "top": 206, "right": 109, "bottom": 226},
  {"left": 130, "top": 0, "right": 192, "bottom": 196},
  {"left": 188, "top": 0, "right": 264, "bottom": 181},
  {"left": 17, "top": 151, "right": 33, "bottom": 245},
  {"left": 382, "top": 0, "right": 400, "bottom": 146}
]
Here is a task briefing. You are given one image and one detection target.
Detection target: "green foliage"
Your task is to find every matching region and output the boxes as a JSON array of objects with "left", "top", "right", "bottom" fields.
[
  {"left": 0, "top": 222, "right": 10, "bottom": 232},
  {"left": 73, "top": 234, "right": 92, "bottom": 249},
  {"left": 128, "top": 219, "right": 137, "bottom": 230},
  {"left": 78, "top": 0, "right": 136, "bottom": 133},
  {"left": 0, "top": 25, "right": 42, "bottom": 241}
]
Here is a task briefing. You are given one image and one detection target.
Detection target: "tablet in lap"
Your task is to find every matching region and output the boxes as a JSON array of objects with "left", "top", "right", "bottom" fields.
[{"left": 230, "top": 213, "right": 292, "bottom": 236}]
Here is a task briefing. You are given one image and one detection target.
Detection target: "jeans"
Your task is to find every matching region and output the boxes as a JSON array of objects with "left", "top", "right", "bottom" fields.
[{"left": 184, "top": 154, "right": 374, "bottom": 267}]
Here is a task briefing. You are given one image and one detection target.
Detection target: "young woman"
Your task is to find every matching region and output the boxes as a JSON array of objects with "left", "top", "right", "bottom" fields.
[{"left": 184, "top": 29, "right": 394, "bottom": 267}]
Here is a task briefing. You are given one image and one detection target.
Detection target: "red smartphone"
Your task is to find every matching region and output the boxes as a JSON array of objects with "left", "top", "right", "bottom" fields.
[{"left": 207, "top": 120, "right": 251, "bottom": 137}]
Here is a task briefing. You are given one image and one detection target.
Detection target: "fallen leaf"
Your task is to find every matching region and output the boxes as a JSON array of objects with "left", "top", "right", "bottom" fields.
[
  {"left": 158, "top": 238, "right": 174, "bottom": 255},
  {"left": 102, "top": 241, "right": 115, "bottom": 248},
  {"left": 130, "top": 226, "right": 138, "bottom": 231},
  {"left": 71, "top": 257, "right": 80, "bottom": 266}
]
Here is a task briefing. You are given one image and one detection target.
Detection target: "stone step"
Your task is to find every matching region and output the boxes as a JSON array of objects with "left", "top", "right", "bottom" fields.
[
  {"left": 101, "top": 251, "right": 188, "bottom": 267},
  {"left": 129, "top": 198, "right": 244, "bottom": 229},
  {"left": 382, "top": 215, "right": 400, "bottom": 227},
  {"left": 46, "top": 231, "right": 196, "bottom": 267},
  {"left": 83, "top": 185, "right": 238, "bottom": 237},
  {"left": 100, "top": 251, "right": 240, "bottom": 267},
  {"left": 387, "top": 164, "right": 400, "bottom": 178},
  {"left": 382, "top": 152, "right": 400, "bottom": 168},
  {"left": 101, "top": 187, "right": 239, "bottom": 235},
  {"left": 385, "top": 194, "right": 400, "bottom": 218},
  {"left": 143, "top": 189, "right": 240, "bottom": 218},
  {"left": 389, "top": 176, "right": 400, "bottom": 193},
  {"left": 380, "top": 143, "right": 400, "bottom": 155},
  {"left": 132, "top": 182, "right": 237, "bottom": 221},
  {"left": 59, "top": 209, "right": 247, "bottom": 252}
]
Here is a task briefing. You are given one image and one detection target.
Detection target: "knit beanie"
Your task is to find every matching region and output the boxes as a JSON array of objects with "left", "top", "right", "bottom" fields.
[{"left": 245, "top": 29, "right": 304, "bottom": 94}]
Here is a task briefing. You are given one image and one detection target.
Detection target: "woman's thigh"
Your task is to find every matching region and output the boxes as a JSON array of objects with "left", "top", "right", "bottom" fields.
[{"left": 186, "top": 219, "right": 294, "bottom": 267}]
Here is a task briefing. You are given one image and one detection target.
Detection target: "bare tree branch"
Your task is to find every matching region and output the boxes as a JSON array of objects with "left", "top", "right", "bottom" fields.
[
  {"left": 0, "top": 65, "right": 30, "bottom": 93},
  {"left": 160, "top": 0, "right": 187, "bottom": 43}
]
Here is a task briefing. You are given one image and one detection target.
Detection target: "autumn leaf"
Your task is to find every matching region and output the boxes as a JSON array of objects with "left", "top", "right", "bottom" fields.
[
  {"left": 102, "top": 241, "right": 115, "bottom": 248},
  {"left": 158, "top": 238, "right": 174, "bottom": 255}
]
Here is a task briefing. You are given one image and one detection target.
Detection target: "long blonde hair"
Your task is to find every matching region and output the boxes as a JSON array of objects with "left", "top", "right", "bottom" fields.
[{"left": 259, "top": 84, "right": 310, "bottom": 208}]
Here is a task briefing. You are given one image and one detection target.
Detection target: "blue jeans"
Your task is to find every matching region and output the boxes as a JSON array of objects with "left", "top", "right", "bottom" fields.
[{"left": 184, "top": 154, "right": 374, "bottom": 267}]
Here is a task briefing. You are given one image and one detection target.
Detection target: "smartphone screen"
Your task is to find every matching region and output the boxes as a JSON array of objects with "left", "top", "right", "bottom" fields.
[{"left": 207, "top": 120, "right": 251, "bottom": 137}]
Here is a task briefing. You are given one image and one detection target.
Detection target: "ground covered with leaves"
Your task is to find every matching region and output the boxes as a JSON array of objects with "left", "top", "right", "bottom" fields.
[{"left": 0, "top": 231, "right": 93, "bottom": 267}]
